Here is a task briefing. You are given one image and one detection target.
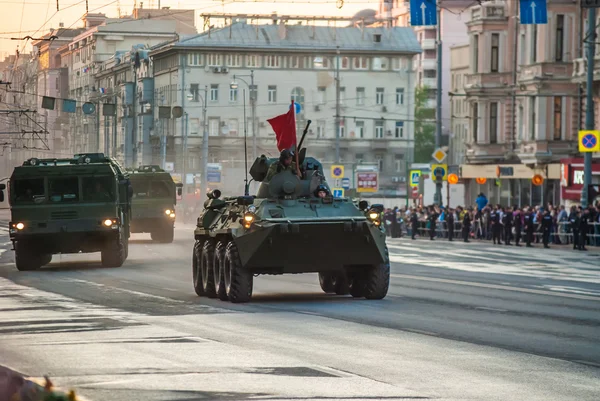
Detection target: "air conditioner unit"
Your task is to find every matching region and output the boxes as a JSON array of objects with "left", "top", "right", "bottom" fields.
[
  {"left": 221, "top": 67, "right": 229, "bottom": 73},
  {"left": 213, "top": 67, "right": 221, "bottom": 73},
  {"left": 314, "top": 105, "right": 321, "bottom": 111}
]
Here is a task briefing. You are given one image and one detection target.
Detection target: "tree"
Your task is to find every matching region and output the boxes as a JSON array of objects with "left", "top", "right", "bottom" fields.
[{"left": 413, "top": 85, "right": 436, "bottom": 163}]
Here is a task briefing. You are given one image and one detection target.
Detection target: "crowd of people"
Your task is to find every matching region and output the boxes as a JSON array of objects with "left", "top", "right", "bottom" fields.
[{"left": 382, "top": 193, "right": 600, "bottom": 250}]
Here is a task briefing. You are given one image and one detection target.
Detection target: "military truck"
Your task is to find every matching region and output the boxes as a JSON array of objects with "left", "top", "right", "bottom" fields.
[
  {"left": 2, "top": 153, "right": 132, "bottom": 271},
  {"left": 127, "top": 165, "right": 182, "bottom": 243},
  {"left": 191, "top": 153, "right": 389, "bottom": 303}
]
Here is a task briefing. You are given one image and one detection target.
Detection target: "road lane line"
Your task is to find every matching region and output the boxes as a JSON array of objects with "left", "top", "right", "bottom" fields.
[
  {"left": 391, "top": 273, "right": 600, "bottom": 302},
  {"left": 475, "top": 307, "right": 508, "bottom": 312}
]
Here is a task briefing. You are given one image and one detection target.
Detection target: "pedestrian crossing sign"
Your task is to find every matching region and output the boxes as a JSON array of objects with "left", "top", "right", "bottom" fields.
[
  {"left": 409, "top": 170, "right": 421, "bottom": 187},
  {"left": 578, "top": 130, "right": 600, "bottom": 153}
]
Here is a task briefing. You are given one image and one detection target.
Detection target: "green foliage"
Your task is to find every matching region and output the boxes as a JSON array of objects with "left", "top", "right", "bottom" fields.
[{"left": 413, "top": 86, "right": 436, "bottom": 163}]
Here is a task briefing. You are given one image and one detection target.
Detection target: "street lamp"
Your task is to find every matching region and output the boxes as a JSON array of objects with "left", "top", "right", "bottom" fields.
[{"left": 230, "top": 70, "right": 255, "bottom": 163}]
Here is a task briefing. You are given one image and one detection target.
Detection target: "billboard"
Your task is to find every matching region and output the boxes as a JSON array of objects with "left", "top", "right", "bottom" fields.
[{"left": 357, "top": 172, "right": 378, "bottom": 193}]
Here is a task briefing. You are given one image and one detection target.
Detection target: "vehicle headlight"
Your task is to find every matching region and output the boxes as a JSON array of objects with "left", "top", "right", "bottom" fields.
[
  {"left": 169, "top": 212, "right": 176, "bottom": 218},
  {"left": 243, "top": 212, "right": 255, "bottom": 228},
  {"left": 368, "top": 211, "right": 379, "bottom": 221},
  {"left": 103, "top": 219, "right": 113, "bottom": 227},
  {"left": 248, "top": 205, "right": 256, "bottom": 213},
  {"left": 15, "top": 222, "right": 25, "bottom": 230},
  {"left": 165, "top": 209, "right": 172, "bottom": 215}
]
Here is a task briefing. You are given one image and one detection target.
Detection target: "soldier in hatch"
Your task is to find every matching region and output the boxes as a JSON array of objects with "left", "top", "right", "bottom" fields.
[
  {"left": 265, "top": 149, "right": 300, "bottom": 181},
  {"left": 314, "top": 184, "right": 329, "bottom": 198}
]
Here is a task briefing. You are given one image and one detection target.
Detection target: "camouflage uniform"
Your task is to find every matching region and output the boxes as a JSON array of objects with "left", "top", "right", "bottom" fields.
[{"left": 265, "top": 161, "right": 297, "bottom": 181}]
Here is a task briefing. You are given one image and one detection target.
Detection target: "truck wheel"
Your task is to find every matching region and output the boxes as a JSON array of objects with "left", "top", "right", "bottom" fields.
[
  {"left": 192, "top": 240, "right": 204, "bottom": 296},
  {"left": 224, "top": 241, "right": 253, "bottom": 303},
  {"left": 201, "top": 240, "right": 217, "bottom": 298},
  {"left": 14, "top": 242, "right": 42, "bottom": 271},
  {"left": 318, "top": 273, "right": 349, "bottom": 295},
  {"left": 160, "top": 225, "right": 174, "bottom": 243},
  {"left": 101, "top": 237, "right": 125, "bottom": 267},
  {"left": 349, "top": 274, "right": 366, "bottom": 298},
  {"left": 40, "top": 254, "right": 52, "bottom": 266},
  {"left": 363, "top": 246, "right": 390, "bottom": 300},
  {"left": 123, "top": 237, "right": 129, "bottom": 260},
  {"left": 213, "top": 241, "right": 228, "bottom": 300}
]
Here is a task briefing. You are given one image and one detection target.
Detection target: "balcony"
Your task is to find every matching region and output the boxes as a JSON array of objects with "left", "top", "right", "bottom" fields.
[
  {"left": 421, "top": 58, "right": 436, "bottom": 70},
  {"left": 421, "top": 39, "right": 436, "bottom": 50},
  {"left": 464, "top": 72, "right": 512, "bottom": 94},
  {"left": 519, "top": 62, "right": 573, "bottom": 83},
  {"left": 464, "top": 142, "right": 510, "bottom": 164},
  {"left": 572, "top": 57, "right": 600, "bottom": 83},
  {"left": 516, "top": 140, "right": 578, "bottom": 165},
  {"left": 468, "top": 3, "right": 507, "bottom": 23},
  {"left": 422, "top": 77, "right": 437, "bottom": 88}
]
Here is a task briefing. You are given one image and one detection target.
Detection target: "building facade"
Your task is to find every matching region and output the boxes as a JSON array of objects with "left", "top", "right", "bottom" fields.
[
  {"left": 150, "top": 19, "right": 421, "bottom": 198},
  {"left": 459, "top": 0, "right": 581, "bottom": 207},
  {"left": 449, "top": 43, "right": 469, "bottom": 166}
]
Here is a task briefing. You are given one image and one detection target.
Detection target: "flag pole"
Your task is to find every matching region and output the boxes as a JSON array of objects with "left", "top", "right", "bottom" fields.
[{"left": 292, "top": 100, "right": 301, "bottom": 177}]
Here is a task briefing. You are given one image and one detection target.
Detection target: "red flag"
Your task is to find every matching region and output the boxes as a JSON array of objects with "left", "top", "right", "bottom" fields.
[{"left": 267, "top": 101, "right": 297, "bottom": 152}]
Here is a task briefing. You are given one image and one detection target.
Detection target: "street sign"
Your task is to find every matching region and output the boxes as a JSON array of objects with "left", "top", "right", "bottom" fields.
[
  {"left": 430, "top": 163, "right": 448, "bottom": 181},
  {"left": 411, "top": 186, "right": 419, "bottom": 199},
  {"left": 164, "top": 162, "right": 174, "bottom": 172},
  {"left": 342, "top": 178, "right": 351, "bottom": 189},
  {"left": 579, "top": 130, "right": 600, "bottom": 153},
  {"left": 432, "top": 148, "right": 447, "bottom": 163},
  {"left": 334, "top": 179, "right": 341, "bottom": 188},
  {"left": 207, "top": 163, "right": 222, "bottom": 183},
  {"left": 357, "top": 172, "right": 378, "bottom": 193},
  {"left": 332, "top": 188, "right": 344, "bottom": 198},
  {"left": 520, "top": 0, "right": 548, "bottom": 24},
  {"left": 289, "top": 102, "right": 302, "bottom": 114},
  {"left": 581, "top": 0, "right": 600, "bottom": 8},
  {"left": 82, "top": 102, "right": 95, "bottom": 115},
  {"left": 331, "top": 165, "right": 344, "bottom": 178},
  {"left": 409, "top": 0, "right": 437, "bottom": 26},
  {"left": 409, "top": 170, "right": 421, "bottom": 187}
]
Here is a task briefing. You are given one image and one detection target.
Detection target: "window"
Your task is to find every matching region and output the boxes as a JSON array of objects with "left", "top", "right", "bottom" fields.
[
  {"left": 190, "top": 84, "right": 199, "bottom": 102},
  {"left": 268, "top": 85, "right": 277, "bottom": 103},
  {"left": 228, "top": 118, "right": 239, "bottom": 135},
  {"left": 424, "top": 69, "right": 436, "bottom": 78},
  {"left": 209, "top": 119, "right": 220, "bottom": 136},
  {"left": 532, "top": 25, "right": 538, "bottom": 63},
  {"left": 313, "top": 56, "right": 330, "bottom": 69},
  {"left": 207, "top": 54, "right": 222, "bottom": 67},
  {"left": 395, "top": 154, "right": 404, "bottom": 173},
  {"left": 376, "top": 88, "right": 385, "bottom": 105},
  {"left": 473, "top": 34, "right": 479, "bottom": 73},
  {"left": 291, "top": 87, "right": 305, "bottom": 106},
  {"left": 353, "top": 56, "right": 368, "bottom": 69},
  {"left": 266, "top": 55, "right": 281, "bottom": 68},
  {"left": 246, "top": 55, "right": 261, "bottom": 68},
  {"left": 225, "top": 54, "right": 242, "bottom": 67},
  {"left": 375, "top": 155, "right": 384, "bottom": 171},
  {"left": 190, "top": 118, "right": 199, "bottom": 135},
  {"left": 553, "top": 96, "right": 562, "bottom": 140},
  {"left": 82, "top": 176, "right": 115, "bottom": 202},
  {"left": 318, "top": 86, "right": 326, "bottom": 105},
  {"left": 472, "top": 102, "right": 479, "bottom": 141},
  {"left": 372, "top": 57, "right": 388, "bottom": 70},
  {"left": 396, "top": 88, "right": 404, "bottom": 105},
  {"left": 529, "top": 97, "right": 536, "bottom": 140},
  {"left": 356, "top": 87, "right": 365, "bottom": 105},
  {"left": 340, "top": 87, "right": 346, "bottom": 105},
  {"left": 210, "top": 84, "right": 218, "bottom": 102},
  {"left": 229, "top": 87, "right": 238, "bottom": 102},
  {"left": 339, "top": 120, "right": 346, "bottom": 138},
  {"left": 341, "top": 57, "right": 350, "bottom": 69},
  {"left": 13, "top": 178, "right": 45, "bottom": 203},
  {"left": 187, "top": 53, "right": 201, "bottom": 66},
  {"left": 556, "top": 15, "right": 564, "bottom": 62},
  {"left": 249, "top": 85, "right": 258, "bottom": 102},
  {"left": 356, "top": 120, "right": 365, "bottom": 138},
  {"left": 49, "top": 177, "right": 79, "bottom": 203},
  {"left": 392, "top": 58, "right": 402, "bottom": 71},
  {"left": 375, "top": 120, "right": 384, "bottom": 138},
  {"left": 316, "top": 120, "right": 326, "bottom": 138},
  {"left": 289, "top": 56, "right": 301, "bottom": 68},
  {"left": 489, "top": 102, "right": 498, "bottom": 144},
  {"left": 355, "top": 153, "right": 364, "bottom": 163},
  {"left": 395, "top": 121, "right": 404, "bottom": 138},
  {"left": 491, "top": 33, "right": 499, "bottom": 72}
]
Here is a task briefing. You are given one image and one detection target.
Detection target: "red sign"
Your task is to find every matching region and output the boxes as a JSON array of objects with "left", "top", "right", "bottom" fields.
[
  {"left": 560, "top": 158, "right": 600, "bottom": 201},
  {"left": 411, "top": 186, "right": 419, "bottom": 199},
  {"left": 357, "top": 172, "right": 378, "bottom": 193}
]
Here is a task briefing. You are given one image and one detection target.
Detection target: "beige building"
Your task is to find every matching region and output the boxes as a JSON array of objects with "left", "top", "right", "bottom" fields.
[
  {"left": 459, "top": 0, "right": 581, "bottom": 206},
  {"left": 449, "top": 44, "right": 469, "bottom": 166}
]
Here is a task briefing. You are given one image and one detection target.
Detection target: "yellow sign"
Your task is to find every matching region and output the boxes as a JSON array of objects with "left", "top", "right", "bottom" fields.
[
  {"left": 331, "top": 165, "right": 345, "bottom": 178},
  {"left": 430, "top": 164, "right": 448, "bottom": 181},
  {"left": 578, "top": 130, "right": 600, "bottom": 153},
  {"left": 432, "top": 148, "right": 447, "bottom": 163}
]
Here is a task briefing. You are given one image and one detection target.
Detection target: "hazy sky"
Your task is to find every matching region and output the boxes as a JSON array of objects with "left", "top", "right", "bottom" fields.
[{"left": 0, "top": 0, "right": 375, "bottom": 56}]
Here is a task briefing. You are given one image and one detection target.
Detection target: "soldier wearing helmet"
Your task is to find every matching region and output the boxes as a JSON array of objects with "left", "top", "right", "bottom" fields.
[
  {"left": 314, "top": 184, "right": 329, "bottom": 198},
  {"left": 265, "top": 149, "right": 299, "bottom": 181}
]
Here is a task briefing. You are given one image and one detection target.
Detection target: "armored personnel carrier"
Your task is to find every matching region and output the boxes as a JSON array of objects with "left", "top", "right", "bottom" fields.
[
  {"left": 1, "top": 153, "right": 132, "bottom": 270},
  {"left": 191, "top": 152, "right": 389, "bottom": 303},
  {"left": 127, "top": 165, "right": 182, "bottom": 243}
]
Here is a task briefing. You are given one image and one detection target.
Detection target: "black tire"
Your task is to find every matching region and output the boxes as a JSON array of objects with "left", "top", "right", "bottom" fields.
[
  {"left": 101, "top": 237, "right": 125, "bottom": 267},
  {"left": 123, "top": 237, "right": 129, "bottom": 260},
  {"left": 14, "top": 242, "right": 42, "bottom": 271},
  {"left": 349, "top": 273, "right": 366, "bottom": 298},
  {"left": 363, "top": 246, "right": 390, "bottom": 300},
  {"left": 192, "top": 240, "right": 204, "bottom": 296},
  {"left": 213, "top": 241, "right": 228, "bottom": 301},
  {"left": 318, "top": 272, "right": 349, "bottom": 295},
  {"left": 40, "top": 254, "right": 52, "bottom": 266},
  {"left": 224, "top": 241, "right": 253, "bottom": 303},
  {"left": 201, "top": 240, "right": 217, "bottom": 298}
]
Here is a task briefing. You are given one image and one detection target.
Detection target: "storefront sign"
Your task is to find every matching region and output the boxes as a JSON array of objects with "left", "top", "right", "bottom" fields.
[
  {"left": 460, "top": 164, "right": 558, "bottom": 179},
  {"left": 573, "top": 170, "right": 584, "bottom": 185},
  {"left": 560, "top": 158, "right": 600, "bottom": 200},
  {"left": 496, "top": 166, "right": 514, "bottom": 177},
  {"left": 357, "top": 172, "right": 378, "bottom": 193}
]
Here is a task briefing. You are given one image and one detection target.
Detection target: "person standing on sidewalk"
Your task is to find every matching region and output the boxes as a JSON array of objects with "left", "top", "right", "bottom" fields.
[
  {"left": 446, "top": 207, "right": 455, "bottom": 241},
  {"left": 524, "top": 207, "right": 535, "bottom": 247},
  {"left": 513, "top": 206, "right": 523, "bottom": 247},
  {"left": 410, "top": 208, "right": 419, "bottom": 240},
  {"left": 462, "top": 207, "right": 471, "bottom": 243},
  {"left": 490, "top": 205, "right": 502, "bottom": 245},
  {"left": 503, "top": 206, "right": 513, "bottom": 246},
  {"left": 579, "top": 207, "right": 590, "bottom": 251},
  {"left": 541, "top": 209, "right": 553, "bottom": 249}
]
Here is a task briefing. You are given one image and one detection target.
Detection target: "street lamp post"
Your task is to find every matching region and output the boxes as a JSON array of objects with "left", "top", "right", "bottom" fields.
[
  {"left": 230, "top": 70, "right": 256, "bottom": 161},
  {"left": 185, "top": 86, "right": 209, "bottom": 196}
]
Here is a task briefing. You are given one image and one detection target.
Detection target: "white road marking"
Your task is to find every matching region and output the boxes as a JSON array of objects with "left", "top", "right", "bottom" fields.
[
  {"left": 475, "top": 307, "right": 508, "bottom": 312},
  {"left": 64, "top": 278, "right": 186, "bottom": 303}
]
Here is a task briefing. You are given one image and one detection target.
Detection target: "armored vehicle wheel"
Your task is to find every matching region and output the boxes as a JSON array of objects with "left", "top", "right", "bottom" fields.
[
  {"left": 201, "top": 240, "right": 217, "bottom": 298},
  {"left": 223, "top": 241, "right": 253, "bottom": 303},
  {"left": 40, "top": 254, "right": 52, "bottom": 266},
  {"left": 363, "top": 247, "right": 390, "bottom": 300},
  {"left": 14, "top": 242, "right": 42, "bottom": 271},
  {"left": 349, "top": 275, "right": 366, "bottom": 298},
  {"left": 123, "top": 238, "right": 129, "bottom": 260},
  {"left": 213, "top": 241, "right": 228, "bottom": 301},
  {"left": 192, "top": 240, "right": 205, "bottom": 296},
  {"left": 318, "top": 272, "right": 349, "bottom": 295},
  {"left": 101, "top": 237, "right": 125, "bottom": 267}
]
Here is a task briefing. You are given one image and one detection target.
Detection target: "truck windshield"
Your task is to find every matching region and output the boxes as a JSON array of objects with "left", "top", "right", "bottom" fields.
[
  {"left": 82, "top": 176, "right": 115, "bottom": 202},
  {"left": 132, "top": 181, "right": 171, "bottom": 198},
  {"left": 48, "top": 177, "right": 79, "bottom": 203},
  {"left": 13, "top": 178, "right": 45, "bottom": 204}
]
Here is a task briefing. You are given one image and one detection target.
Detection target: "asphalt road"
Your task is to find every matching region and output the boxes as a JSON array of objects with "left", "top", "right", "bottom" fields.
[{"left": 1, "top": 212, "right": 599, "bottom": 400}]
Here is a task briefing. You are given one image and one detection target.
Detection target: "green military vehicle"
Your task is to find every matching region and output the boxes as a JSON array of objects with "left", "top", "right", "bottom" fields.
[
  {"left": 191, "top": 152, "right": 389, "bottom": 303},
  {"left": 1, "top": 153, "right": 132, "bottom": 271},
  {"left": 127, "top": 165, "right": 182, "bottom": 243}
]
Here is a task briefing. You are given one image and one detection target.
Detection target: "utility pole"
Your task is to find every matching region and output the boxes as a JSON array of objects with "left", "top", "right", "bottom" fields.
[
  {"left": 510, "top": 7, "right": 519, "bottom": 149},
  {"left": 132, "top": 60, "right": 138, "bottom": 168},
  {"left": 182, "top": 112, "right": 189, "bottom": 195},
  {"left": 434, "top": 7, "right": 443, "bottom": 206},
  {"left": 581, "top": 6, "right": 595, "bottom": 209},
  {"left": 335, "top": 46, "right": 341, "bottom": 164},
  {"left": 250, "top": 70, "right": 256, "bottom": 162},
  {"left": 201, "top": 85, "right": 209, "bottom": 193}
]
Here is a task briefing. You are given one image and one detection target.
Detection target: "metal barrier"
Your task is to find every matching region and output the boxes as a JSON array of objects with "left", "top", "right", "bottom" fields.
[{"left": 391, "top": 218, "right": 600, "bottom": 246}]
